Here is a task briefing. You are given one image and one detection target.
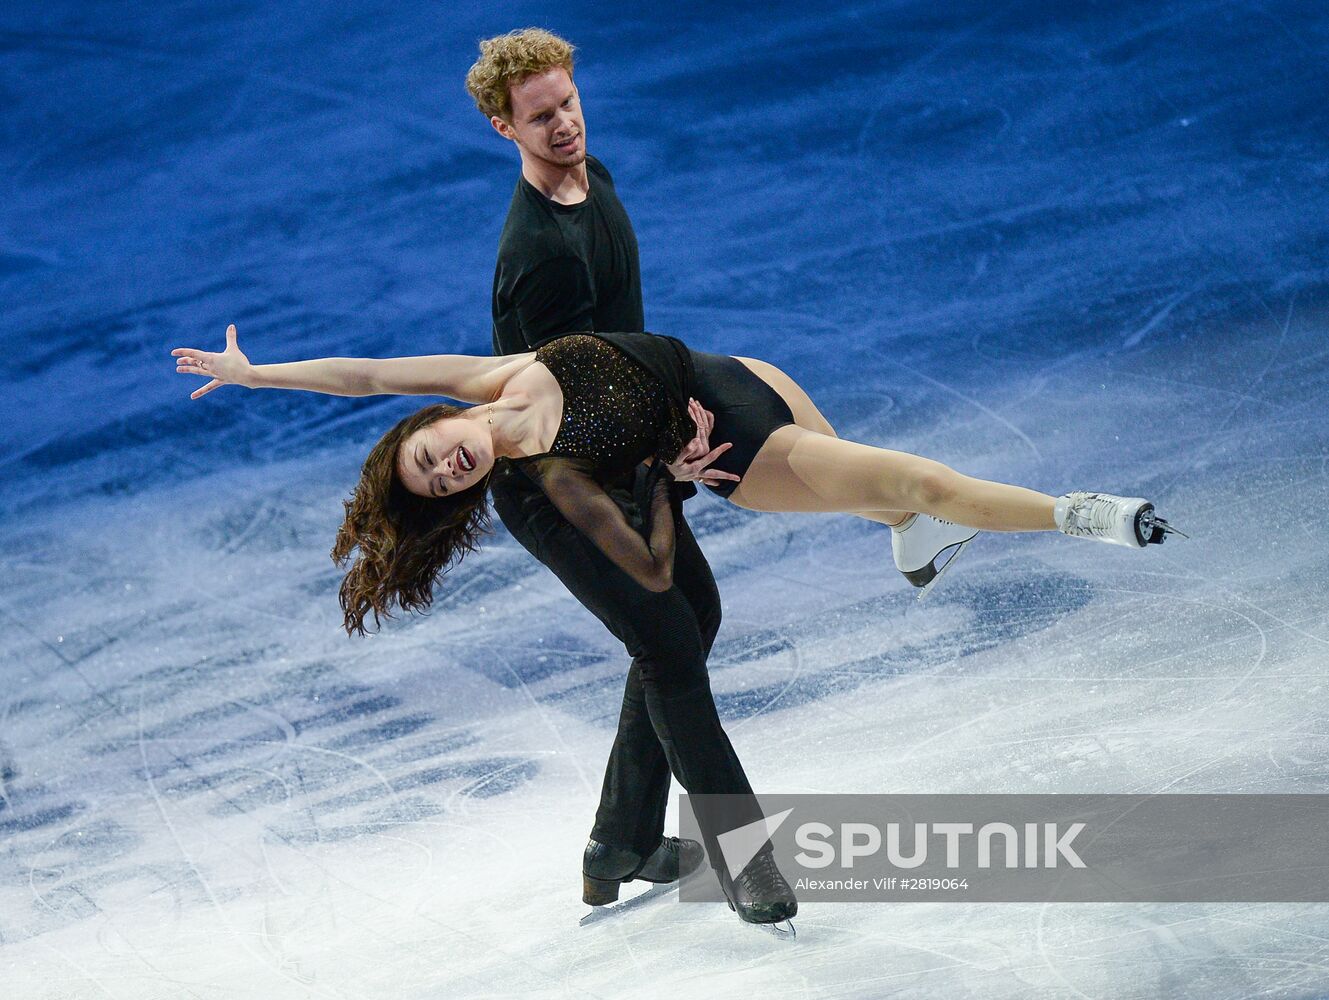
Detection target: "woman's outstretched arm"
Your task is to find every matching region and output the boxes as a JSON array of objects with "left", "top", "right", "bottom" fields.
[{"left": 172, "top": 324, "right": 531, "bottom": 402}]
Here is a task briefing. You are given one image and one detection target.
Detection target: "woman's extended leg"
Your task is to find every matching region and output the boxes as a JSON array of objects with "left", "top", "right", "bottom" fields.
[
  {"left": 731, "top": 357, "right": 911, "bottom": 527},
  {"left": 717, "top": 359, "right": 1176, "bottom": 548},
  {"left": 728, "top": 423, "right": 1057, "bottom": 531}
]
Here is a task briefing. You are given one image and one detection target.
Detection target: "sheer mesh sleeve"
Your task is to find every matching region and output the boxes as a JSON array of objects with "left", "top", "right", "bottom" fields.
[{"left": 517, "top": 455, "right": 676, "bottom": 593}]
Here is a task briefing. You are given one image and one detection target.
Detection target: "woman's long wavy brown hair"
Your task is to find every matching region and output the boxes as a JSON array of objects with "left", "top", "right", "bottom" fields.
[{"left": 332, "top": 403, "right": 492, "bottom": 636}]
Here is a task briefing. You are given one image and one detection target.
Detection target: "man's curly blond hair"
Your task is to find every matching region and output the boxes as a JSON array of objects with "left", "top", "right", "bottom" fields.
[{"left": 464, "top": 28, "right": 576, "bottom": 122}]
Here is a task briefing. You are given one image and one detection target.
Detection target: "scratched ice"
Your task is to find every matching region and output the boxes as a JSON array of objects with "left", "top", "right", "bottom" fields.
[{"left": 2, "top": 1, "right": 1328, "bottom": 997}]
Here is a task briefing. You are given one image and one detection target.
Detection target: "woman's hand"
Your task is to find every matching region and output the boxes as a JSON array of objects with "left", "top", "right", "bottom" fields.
[
  {"left": 172, "top": 324, "right": 254, "bottom": 399},
  {"left": 666, "top": 399, "right": 740, "bottom": 487}
]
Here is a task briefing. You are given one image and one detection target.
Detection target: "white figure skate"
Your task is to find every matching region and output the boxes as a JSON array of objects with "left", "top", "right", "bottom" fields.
[
  {"left": 891, "top": 514, "right": 979, "bottom": 600},
  {"left": 1054, "top": 492, "right": 1185, "bottom": 547}
]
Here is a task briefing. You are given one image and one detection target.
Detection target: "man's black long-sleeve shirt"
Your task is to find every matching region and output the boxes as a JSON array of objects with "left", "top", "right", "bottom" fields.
[{"left": 491, "top": 155, "right": 643, "bottom": 354}]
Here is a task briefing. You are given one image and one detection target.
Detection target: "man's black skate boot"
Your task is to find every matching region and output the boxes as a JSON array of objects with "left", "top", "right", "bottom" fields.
[
  {"left": 719, "top": 848, "right": 798, "bottom": 924},
  {"left": 582, "top": 836, "right": 705, "bottom": 905}
]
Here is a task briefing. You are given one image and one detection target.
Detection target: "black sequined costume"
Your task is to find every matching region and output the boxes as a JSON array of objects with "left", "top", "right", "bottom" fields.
[
  {"left": 507, "top": 332, "right": 795, "bottom": 592},
  {"left": 510, "top": 333, "right": 694, "bottom": 594},
  {"left": 534, "top": 334, "right": 688, "bottom": 483}
]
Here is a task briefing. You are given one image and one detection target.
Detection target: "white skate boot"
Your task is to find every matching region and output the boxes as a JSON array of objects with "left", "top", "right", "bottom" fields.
[
  {"left": 1054, "top": 492, "right": 1184, "bottom": 547},
  {"left": 891, "top": 514, "right": 979, "bottom": 599}
]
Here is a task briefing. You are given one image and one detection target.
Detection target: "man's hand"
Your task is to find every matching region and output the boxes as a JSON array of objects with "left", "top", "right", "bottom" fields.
[{"left": 666, "top": 398, "right": 741, "bottom": 487}]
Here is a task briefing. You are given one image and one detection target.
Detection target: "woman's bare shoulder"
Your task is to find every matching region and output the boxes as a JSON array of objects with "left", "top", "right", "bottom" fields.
[{"left": 498, "top": 352, "right": 554, "bottom": 392}]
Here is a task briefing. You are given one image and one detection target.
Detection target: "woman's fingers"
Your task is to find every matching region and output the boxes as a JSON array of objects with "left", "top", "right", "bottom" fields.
[
  {"left": 172, "top": 324, "right": 237, "bottom": 368},
  {"left": 172, "top": 351, "right": 217, "bottom": 378},
  {"left": 672, "top": 443, "right": 738, "bottom": 482},
  {"left": 172, "top": 326, "right": 244, "bottom": 401},
  {"left": 682, "top": 441, "right": 730, "bottom": 466},
  {"left": 689, "top": 399, "right": 715, "bottom": 433},
  {"left": 684, "top": 401, "right": 715, "bottom": 456},
  {"left": 679, "top": 432, "right": 705, "bottom": 461},
  {"left": 703, "top": 441, "right": 732, "bottom": 460},
  {"left": 669, "top": 402, "right": 731, "bottom": 482},
  {"left": 700, "top": 443, "right": 738, "bottom": 480},
  {"left": 700, "top": 466, "right": 740, "bottom": 484}
]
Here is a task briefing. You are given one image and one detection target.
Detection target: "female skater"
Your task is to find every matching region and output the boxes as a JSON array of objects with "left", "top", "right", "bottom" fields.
[{"left": 173, "top": 325, "right": 1178, "bottom": 635}]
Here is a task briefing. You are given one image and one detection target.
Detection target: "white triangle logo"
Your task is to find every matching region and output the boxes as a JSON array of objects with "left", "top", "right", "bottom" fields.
[{"left": 715, "top": 807, "right": 795, "bottom": 880}]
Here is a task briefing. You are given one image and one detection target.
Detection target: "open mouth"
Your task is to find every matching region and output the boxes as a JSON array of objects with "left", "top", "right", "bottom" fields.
[
  {"left": 457, "top": 445, "right": 475, "bottom": 473},
  {"left": 552, "top": 133, "right": 579, "bottom": 153}
]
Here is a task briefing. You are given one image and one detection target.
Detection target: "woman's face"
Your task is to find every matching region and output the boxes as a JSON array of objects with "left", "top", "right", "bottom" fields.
[{"left": 396, "top": 414, "right": 493, "bottom": 498}]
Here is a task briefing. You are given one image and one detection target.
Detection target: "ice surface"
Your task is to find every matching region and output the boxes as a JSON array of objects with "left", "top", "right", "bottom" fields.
[{"left": 2, "top": 1, "right": 1328, "bottom": 997}]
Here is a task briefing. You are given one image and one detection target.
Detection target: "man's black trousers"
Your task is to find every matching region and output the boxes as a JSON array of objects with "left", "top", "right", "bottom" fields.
[{"left": 488, "top": 462, "right": 764, "bottom": 868}]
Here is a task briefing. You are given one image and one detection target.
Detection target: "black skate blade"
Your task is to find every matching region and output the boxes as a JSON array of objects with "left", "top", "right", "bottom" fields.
[
  {"left": 915, "top": 538, "right": 973, "bottom": 602},
  {"left": 725, "top": 896, "right": 799, "bottom": 936},
  {"left": 1147, "top": 517, "right": 1188, "bottom": 544},
  {"left": 578, "top": 881, "right": 677, "bottom": 926}
]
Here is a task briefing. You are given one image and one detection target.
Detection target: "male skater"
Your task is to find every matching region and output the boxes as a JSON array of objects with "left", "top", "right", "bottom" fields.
[{"left": 465, "top": 29, "right": 795, "bottom": 923}]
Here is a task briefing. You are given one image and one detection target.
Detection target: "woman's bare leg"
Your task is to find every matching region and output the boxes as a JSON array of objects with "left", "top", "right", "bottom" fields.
[
  {"left": 722, "top": 359, "right": 1179, "bottom": 548},
  {"left": 727, "top": 423, "right": 1057, "bottom": 531},
  {"left": 732, "top": 357, "right": 910, "bottom": 527}
]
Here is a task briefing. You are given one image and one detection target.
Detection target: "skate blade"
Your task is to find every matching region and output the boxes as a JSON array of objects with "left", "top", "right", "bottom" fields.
[
  {"left": 915, "top": 537, "right": 973, "bottom": 602},
  {"left": 1151, "top": 516, "right": 1188, "bottom": 542},
  {"left": 578, "top": 882, "right": 676, "bottom": 926},
  {"left": 752, "top": 918, "right": 796, "bottom": 939}
]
